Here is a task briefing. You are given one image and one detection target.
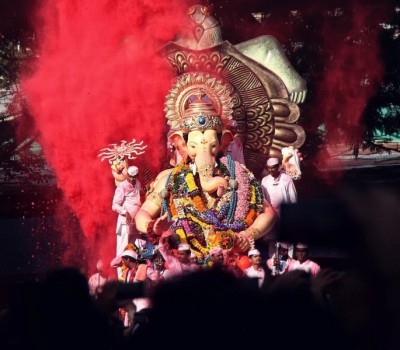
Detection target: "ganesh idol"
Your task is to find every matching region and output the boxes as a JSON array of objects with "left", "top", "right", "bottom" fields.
[
  {"left": 135, "top": 73, "right": 277, "bottom": 259},
  {"left": 135, "top": 4, "right": 307, "bottom": 260}
]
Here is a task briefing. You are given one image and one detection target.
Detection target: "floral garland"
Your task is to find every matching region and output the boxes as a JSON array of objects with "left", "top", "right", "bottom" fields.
[{"left": 163, "top": 156, "right": 263, "bottom": 255}]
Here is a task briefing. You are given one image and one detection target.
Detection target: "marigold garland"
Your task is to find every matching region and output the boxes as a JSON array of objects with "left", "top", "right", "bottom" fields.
[{"left": 163, "top": 156, "right": 263, "bottom": 253}]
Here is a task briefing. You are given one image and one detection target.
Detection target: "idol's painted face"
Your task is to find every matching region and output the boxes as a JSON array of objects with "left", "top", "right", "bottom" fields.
[{"left": 186, "top": 129, "right": 220, "bottom": 160}]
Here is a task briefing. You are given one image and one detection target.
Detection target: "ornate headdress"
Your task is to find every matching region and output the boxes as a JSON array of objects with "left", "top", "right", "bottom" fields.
[{"left": 164, "top": 72, "right": 234, "bottom": 138}]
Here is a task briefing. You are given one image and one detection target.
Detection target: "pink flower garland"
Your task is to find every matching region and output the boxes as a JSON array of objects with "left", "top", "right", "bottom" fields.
[{"left": 220, "top": 157, "right": 251, "bottom": 221}]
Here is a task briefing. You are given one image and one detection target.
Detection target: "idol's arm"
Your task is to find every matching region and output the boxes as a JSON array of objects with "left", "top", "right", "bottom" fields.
[
  {"left": 135, "top": 171, "right": 171, "bottom": 234},
  {"left": 249, "top": 201, "right": 278, "bottom": 240},
  {"left": 235, "top": 201, "right": 277, "bottom": 252},
  {"left": 135, "top": 201, "right": 161, "bottom": 233}
]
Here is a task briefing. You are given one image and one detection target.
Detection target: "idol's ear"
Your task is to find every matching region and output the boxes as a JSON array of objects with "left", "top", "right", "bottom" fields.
[
  {"left": 169, "top": 131, "right": 188, "bottom": 159},
  {"left": 219, "top": 130, "right": 233, "bottom": 153}
]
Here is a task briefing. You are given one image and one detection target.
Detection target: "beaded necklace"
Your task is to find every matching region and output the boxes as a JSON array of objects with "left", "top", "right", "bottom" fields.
[{"left": 162, "top": 155, "right": 263, "bottom": 255}]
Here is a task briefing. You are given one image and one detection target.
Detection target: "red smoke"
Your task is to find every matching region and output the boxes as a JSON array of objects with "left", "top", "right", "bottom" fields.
[
  {"left": 21, "top": 0, "right": 189, "bottom": 267},
  {"left": 312, "top": 0, "right": 390, "bottom": 183},
  {"left": 212, "top": 1, "right": 392, "bottom": 189},
  {"left": 18, "top": 0, "right": 393, "bottom": 268}
]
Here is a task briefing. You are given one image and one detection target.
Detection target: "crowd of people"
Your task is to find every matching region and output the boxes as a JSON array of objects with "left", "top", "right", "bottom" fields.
[
  {"left": 85, "top": 152, "right": 323, "bottom": 336},
  {"left": 83, "top": 155, "right": 399, "bottom": 350},
  {"left": 1, "top": 149, "right": 398, "bottom": 350},
  {"left": 0, "top": 240, "right": 330, "bottom": 350},
  {"left": 2, "top": 183, "right": 400, "bottom": 350},
  {"left": 1, "top": 132, "right": 396, "bottom": 350}
]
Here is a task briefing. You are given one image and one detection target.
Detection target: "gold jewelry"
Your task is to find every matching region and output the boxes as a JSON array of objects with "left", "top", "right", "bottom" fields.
[
  {"left": 146, "top": 191, "right": 162, "bottom": 207},
  {"left": 197, "top": 163, "right": 214, "bottom": 179},
  {"left": 181, "top": 112, "right": 223, "bottom": 133},
  {"left": 245, "top": 227, "right": 261, "bottom": 240}
]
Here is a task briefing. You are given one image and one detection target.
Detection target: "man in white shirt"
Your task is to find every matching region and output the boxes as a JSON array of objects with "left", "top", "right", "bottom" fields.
[
  {"left": 261, "top": 157, "right": 297, "bottom": 216},
  {"left": 158, "top": 231, "right": 200, "bottom": 279},
  {"left": 288, "top": 243, "right": 320, "bottom": 276},
  {"left": 112, "top": 165, "right": 142, "bottom": 257},
  {"left": 260, "top": 157, "right": 298, "bottom": 258},
  {"left": 243, "top": 249, "right": 265, "bottom": 288}
]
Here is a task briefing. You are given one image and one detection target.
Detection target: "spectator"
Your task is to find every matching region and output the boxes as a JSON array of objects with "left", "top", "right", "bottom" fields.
[
  {"left": 110, "top": 242, "right": 138, "bottom": 281},
  {"left": 190, "top": 251, "right": 200, "bottom": 266},
  {"left": 267, "top": 242, "right": 292, "bottom": 276},
  {"left": 129, "top": 268, "right": 265, "bottom": 350},
  {"left": 243, "top": 248, "right": 266, "bottom": 288},
  {"left": 119, "top": 250, "right": 140, "bottom": 327},
  {"left": 209, "top": 247, "right": 225, "bottom": 268},
  {"left": 112, "top": 165, "right": 142, "bottom": 261},
  {"left": 158, "top": 231, "right": 200, "bottom": 279},
  {"left": 260, "top": 157, "right": 298, "bottom": 258},
  {"left": 261, "top": 157, "right": 297, "bottom": 216},
  {"left": 147, "top": 251, "right": 169, "bottom": 284},
  {"left": 288, "top": 243, "right": 321, "bottom": 276},
  {"left": 88, "top": 259, "right": 109, "bottom": 298},
  {"left": 38, "top": 267, "right": 113, "bottom": 349}
]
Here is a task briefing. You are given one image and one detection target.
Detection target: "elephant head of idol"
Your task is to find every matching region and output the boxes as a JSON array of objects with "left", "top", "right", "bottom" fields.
[{"left": 165, "top": 73, "right": 234, "bottom": 195}]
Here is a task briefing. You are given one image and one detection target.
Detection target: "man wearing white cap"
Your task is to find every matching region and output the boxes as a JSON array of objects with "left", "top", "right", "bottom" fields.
[
  {"left": 261, "top": 157, "right": 298, "bottom": 216},
  {"left": 157, "top": 231, "right": 200, "bottom": 279},
  {"left": 120, "top": 249, "right": 139, "bottom": 282},
  {"left": 288, "top": 243, "right": 320, "bottom": 276},
  {"left": 208, "top": 247, "right": 242, "bottom": 277},
  {"left": 112, "top": 165, "right": 142, "bottom": 258},
  {"left": 209, "top": 247, "right": 225, "bottom": 267},
  {"left": 261, "top": 157, "right": 298, "bottom": 259},
  {"left": 190, "top": 251, "right": 199, "bottom": 266},
  {"left": 243, "top": 249, "right": 265, "bottom": 288},
  {"left": 118, "top": 249, "right": 151, "bottom": 328}
]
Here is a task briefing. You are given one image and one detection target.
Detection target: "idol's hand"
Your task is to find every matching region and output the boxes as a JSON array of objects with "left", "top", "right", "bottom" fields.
[
  {"left": 153, "top": 213, "right": 171, "bottom": 236},
  {"left": 235, "top": 232, "right": 251, "bottom": 253}
]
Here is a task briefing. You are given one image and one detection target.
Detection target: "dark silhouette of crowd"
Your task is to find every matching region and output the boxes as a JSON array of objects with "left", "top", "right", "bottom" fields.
[{"left": 1, "top": 183, "right": 399, "bottom": 350}]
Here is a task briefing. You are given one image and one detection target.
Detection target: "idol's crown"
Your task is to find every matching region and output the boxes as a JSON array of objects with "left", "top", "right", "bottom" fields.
[
  {"left": 180, "top": 97, "right": 223, "bottom": 133},
  {"left": 165, "top": 73, "right": 233, "bottom": 135}
]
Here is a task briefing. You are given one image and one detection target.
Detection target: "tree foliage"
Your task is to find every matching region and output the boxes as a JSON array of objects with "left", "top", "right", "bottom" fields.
[{"left": 0, "top": 0, "right": 55, "bottom": 185}]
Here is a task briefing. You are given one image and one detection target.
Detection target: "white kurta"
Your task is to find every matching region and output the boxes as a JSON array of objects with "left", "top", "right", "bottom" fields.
[
  {"left": 244, "top": 265, "right": 265, "bottom": 287},
  {"left": 288, "top": 259, "right": 321, "bottom": 276},
  {"left": 112, "top": 179, "right": 142, "bottom": 256},
  {"left": 261, "top": 172, "right": 297, "bottom": 215}
]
